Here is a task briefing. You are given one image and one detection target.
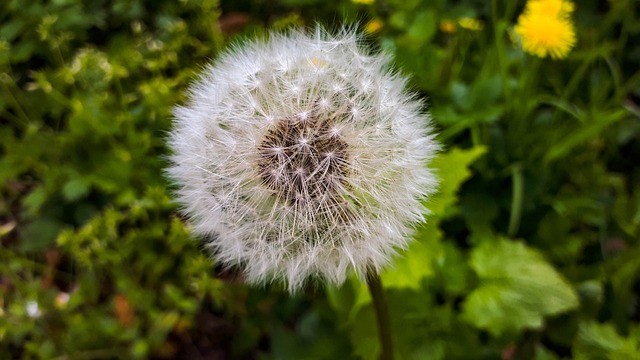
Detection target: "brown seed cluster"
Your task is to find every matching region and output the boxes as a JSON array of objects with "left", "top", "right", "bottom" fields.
[{"left": 257, "top": 108, "right": 349, "bottom": 210}]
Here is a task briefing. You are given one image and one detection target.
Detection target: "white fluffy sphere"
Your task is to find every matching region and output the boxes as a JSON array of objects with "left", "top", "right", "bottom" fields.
[{"left": 167, "top": 28, "right": 439, "bottom": 292}]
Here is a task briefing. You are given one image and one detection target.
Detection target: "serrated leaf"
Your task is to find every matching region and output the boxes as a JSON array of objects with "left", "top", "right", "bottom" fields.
[
  {"left": 427, "top": 146, "right": 486, "bottom": 218},
  {"left": 381, "top": 147, "right": 485, "bottom": 289},
  {"left": 463, "top": 239, "right": 579, "bottom": 336}
]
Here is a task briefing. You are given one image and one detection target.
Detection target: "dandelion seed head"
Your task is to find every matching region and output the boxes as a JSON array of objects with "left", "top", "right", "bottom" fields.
[{"left": 167, "top": 27, "right": 439, "bottom": 292}]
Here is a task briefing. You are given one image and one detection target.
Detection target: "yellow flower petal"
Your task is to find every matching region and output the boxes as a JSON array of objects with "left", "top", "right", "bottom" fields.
[
  {"left": 527, "top": 0, "right": 574, "bottom": 18},
  {"left": 515, "top": 12, "right": 576, "bottom": 59}
]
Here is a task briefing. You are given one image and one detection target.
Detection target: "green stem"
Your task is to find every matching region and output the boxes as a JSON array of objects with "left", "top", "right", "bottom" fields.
[
  {"left": 491, "top": 0, "right": 500, "bottom": 25},
  {"left": 507, "top": 164, "right": 524, "bottom": 237},
  {"left": 470, "top": 124, "right": 481, "bottom": 147},
  {"left": 562, "top": 57, "right": 592, "bottom": 101},
  {"left": 505, "top": 0, "right": 519, "bottom": 21},
  {"left": 367, "top": 270, "right": 393, "bottom": 360},
  {"left": 7, "top": 87, "right": 30, "bottom": 124},
  {"left": 494, "top": 24, "right": 511, "bottom": 108}
]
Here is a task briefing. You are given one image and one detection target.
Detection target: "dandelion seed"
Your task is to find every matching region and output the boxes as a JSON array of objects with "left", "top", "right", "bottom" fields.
[{"left": 167, "top": 27, "right": 439, "bottom": 292}]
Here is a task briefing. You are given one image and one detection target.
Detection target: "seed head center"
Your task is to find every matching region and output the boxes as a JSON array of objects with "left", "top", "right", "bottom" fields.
[{"left": 257, "top": 111, "right": 349, "bottom": 207}]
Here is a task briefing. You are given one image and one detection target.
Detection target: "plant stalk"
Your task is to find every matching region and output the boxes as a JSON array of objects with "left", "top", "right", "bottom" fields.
[
  {"left": 366, "top": 270, "right": 393, "bottom": 360},
  {"left": 508, "top": 164, "right": 524, "bottom": 237}
]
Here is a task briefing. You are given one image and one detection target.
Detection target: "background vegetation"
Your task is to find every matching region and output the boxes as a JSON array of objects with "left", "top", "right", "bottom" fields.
[{"left": 1, "top": 0, "right": 639, "bottom": 358}]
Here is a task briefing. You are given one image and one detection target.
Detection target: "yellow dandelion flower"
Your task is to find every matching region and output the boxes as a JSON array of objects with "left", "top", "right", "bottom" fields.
[
  {"left": 352, "top": 0, "right": 374, "bottom": 4},
  {"left": 515, "top": 12, "right": 576, "bottom": 59},
  {"left": 527, "top": 0, "right": 574, "bottom": 18},
  {"left": 439, "top": 20, "right": 456, "bottom": 33},
  {"left": 515, "top": 0, "right": 576, "bottom": 59},
  {"left": 365, "top": 19, "right": 384, "bottom": 34},
  {"left": 458, "top": 17, "right": 483, "bottom": 31}
]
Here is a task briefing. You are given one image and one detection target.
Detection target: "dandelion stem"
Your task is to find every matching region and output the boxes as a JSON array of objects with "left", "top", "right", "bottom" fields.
[
  {"left": 367, "top": 270, "right": 393, "bottom": 360},
  {"left": 507, "top": 163, "right": 524, "bottom": 237},
  {"left": 491, "top": 9, "right": 510, "bottom": 107}
]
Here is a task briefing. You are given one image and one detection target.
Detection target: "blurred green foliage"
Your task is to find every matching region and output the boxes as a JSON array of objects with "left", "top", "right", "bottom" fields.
[{"left": 1, "top": 0, "right": 639, "bottom": 358}]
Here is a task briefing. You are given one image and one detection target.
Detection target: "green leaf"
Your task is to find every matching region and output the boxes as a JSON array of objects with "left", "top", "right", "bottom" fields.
[
  {"left": 350, "top": 305, "right": 379, "bottom": 360},
  {"left": 573, "top": 321, "right": 640, "bottom": 360},
  {"left": 382, "top": 222, "right": 440, "bottom": 289},
  {"left": 452, "top": 76, "right": 503, "bottom": 113},
  {"left": 325, "top": 280, "right": 357, "bottom": 321},
  {"left": 278, "top": 0, "right": 323, "bottom": 6},
  {"left": 22, "top": 186, "right": 48, "bottom": 217},
  {"left": 544, "top": 108, "right": 627, "bottom": 163},
  {"left": 63, "top": 176, "right": 91, "bottom": 201},
  {"left": 382, "top": 147, "right": 484, "bottom": 289},
  {"left": 325, "top": 277, "right": 370, "bottom": 321},
  {"left": 469, "top": 75, "right": 502, "bottom": 109},
  {"left": 407, "top": 10, "right": 437, "bottom": 44},
  {"left": 435, "top": 241, "right": 469, "bottom": 296},
  {"left": 451, "top": 82, "right": 470, "bottom": 110},
  {"left": 19, "top": 217, "right": 62, "bottom": 251},
  {"left": 609, "top": 244, "right": 640, "bottom": 330},
  {"left": 462, "top": 239, "right": 579, "bottom": 336},
  {"left": 535, "top": 345, "right": 559, "bottom": 360},
  {"left": 427, "top": 146, "right": 486, "bottom": 219}
]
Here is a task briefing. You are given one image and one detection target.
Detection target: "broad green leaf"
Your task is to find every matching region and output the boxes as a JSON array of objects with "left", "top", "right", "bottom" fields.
[
  {"left": 382, "top": 146, "right": 485, "bottom": 289},
  {"left": 19, "top": 217, "right": 62, "bottom": 251},
  {"left": 535, "top": 346, "right": 559, "bottom": 360},
  {"left": 427, "top": 146, "right": 486, "bottom": 218},
  {"left": 463, "top": 239, "right": 579, "bottom": 336},
  {"left": 435, "top": 241, "right": 469, "bottom": 296},
  {"left": 325, "top": 276, "right": 370, "bottom": 321},
  {"left": 382, "top": 222, "right": 441, "bottom": 289},
  {"left": 573, "top": 321, "right": 640, "bottom": 360},
  {"left": 350, "top": 305, "right": 379, "bottom": 360},
  {"left": 63, "top": 176, "right": 91, "bottom": 201}
]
